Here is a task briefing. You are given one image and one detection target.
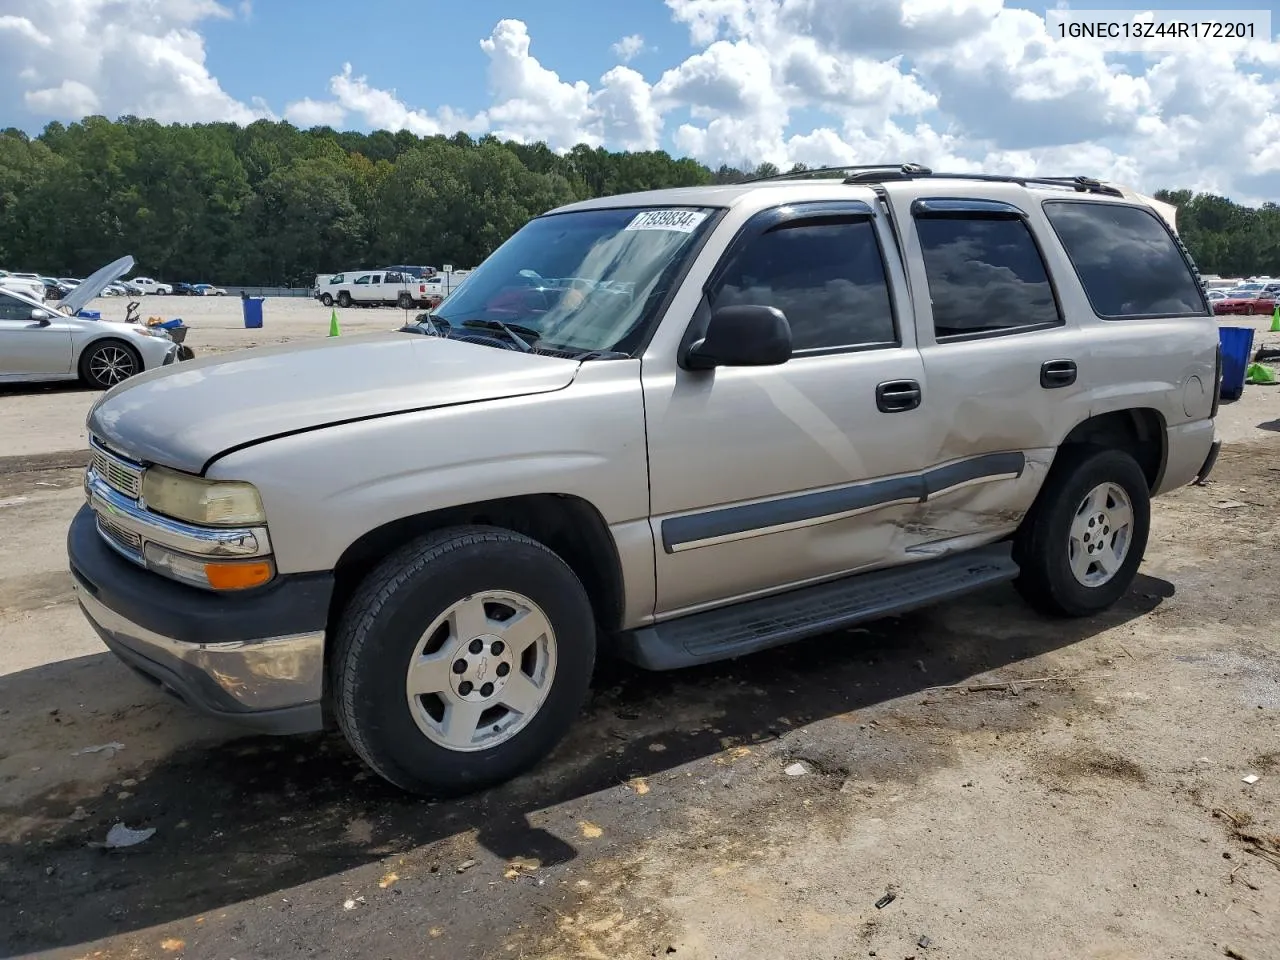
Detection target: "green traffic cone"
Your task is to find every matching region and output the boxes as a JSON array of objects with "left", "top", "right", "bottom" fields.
[
  {"left": 1271, "top": 304, "right": 1280, "bottom": 333},
  {"left": 329, "top": 309, "right": 340, "bottom": 338}
]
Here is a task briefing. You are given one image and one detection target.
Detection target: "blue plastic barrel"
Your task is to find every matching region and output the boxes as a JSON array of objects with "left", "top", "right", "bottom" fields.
[
  {"left": 1218, "top": 326, "right": 1256, "bottom": 401},
  {"left": 242, "top": 296, "right": 264, "bottom": 329}
]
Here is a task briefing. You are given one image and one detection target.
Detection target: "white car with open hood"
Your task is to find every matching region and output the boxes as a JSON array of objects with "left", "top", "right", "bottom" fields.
[{"left": 0, "top": 255, "right": 186, "bottom": 388}]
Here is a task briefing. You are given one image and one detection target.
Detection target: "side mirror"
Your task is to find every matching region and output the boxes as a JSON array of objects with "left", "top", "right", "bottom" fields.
[
  {"left": 684, "top": 304, "right": 792, "bottom": 370},
  {"left": 30, "top": 309, "right": 52, "bottom": 325}
]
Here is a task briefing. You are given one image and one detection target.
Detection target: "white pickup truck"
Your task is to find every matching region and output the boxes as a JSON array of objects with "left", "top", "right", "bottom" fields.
[
  {"left": 326, "top": 269, "right": 420, "bottom": 309},
  {"left": 131, "top": 277, "right": 172, "bottom": 295}
]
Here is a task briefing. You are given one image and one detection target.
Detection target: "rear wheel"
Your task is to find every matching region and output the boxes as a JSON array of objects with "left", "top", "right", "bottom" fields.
[
  {"left": 397, "top": 292, "right": 413, "bottom": 310},
  {"left": 1013, "top": 447, "right": 1151, "bottom": 617},
  {"left": 337, "top": 291, "right": 352, "bottom": 308},
  {"left": 332, "top": 526, "right": 597, "bottom": 797},
  {"left": 79, "top": 340, "right": 141, "bottom": 389}
]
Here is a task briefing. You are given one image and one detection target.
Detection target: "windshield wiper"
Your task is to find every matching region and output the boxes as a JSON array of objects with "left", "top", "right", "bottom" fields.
[
  {"left": 459, "top": 318, "right": 537, "bottom": 352},
  {"left": 570, "top": 350, "right": 631, "bottom": 361}
]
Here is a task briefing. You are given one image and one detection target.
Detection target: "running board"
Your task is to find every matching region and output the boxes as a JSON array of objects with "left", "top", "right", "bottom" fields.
[{"left": 615, "top": 543, "right": 1019, "bottom": 671}]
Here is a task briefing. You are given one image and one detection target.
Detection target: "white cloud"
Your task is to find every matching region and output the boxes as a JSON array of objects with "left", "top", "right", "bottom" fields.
[
  {"left": 0, "top": 0, "right": 267, "bottom": 124},
  {"left": 284, "top": 96, "right": 347, "bottom": 129},
  {"left": 25, "top": 80, "right": 99, "bottom": 116},
  {"left": 592, "top": 66, "right": 662, "bottom": 151},
  {"left": 480, "top": 19, "right": 599, "bottom": 147},
  {"left": 612, "top": 34, "right": 647, "bottom": 62}
]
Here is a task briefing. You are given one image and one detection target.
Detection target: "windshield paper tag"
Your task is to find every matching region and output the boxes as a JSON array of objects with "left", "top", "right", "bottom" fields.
[{"left": 624, "top": 210, "right": 707, "bottom": 233}]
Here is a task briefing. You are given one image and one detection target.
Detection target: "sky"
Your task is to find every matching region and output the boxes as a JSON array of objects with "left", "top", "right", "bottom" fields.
[{"left": 3, "top": 0, "right": 1280, "bottom": 202}]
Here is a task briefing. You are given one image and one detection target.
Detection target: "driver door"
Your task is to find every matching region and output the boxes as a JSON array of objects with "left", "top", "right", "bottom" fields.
[
  {"left": 642, "top": 200, "right": 932, "bottom": 617},
  {"left": 0, "top": 292, "right": 74, "bottom": 376}
]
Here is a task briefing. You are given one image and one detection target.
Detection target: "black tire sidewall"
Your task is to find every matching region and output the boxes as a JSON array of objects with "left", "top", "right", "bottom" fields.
[
  {"left": 337, "top": 292, "right": 351, "bottom": 307},
  {"left": 337, "top": 532, "right": 596, "bottom": 794},
  {"left": 321, "top": 294, "right": 333, "bottom": 306},
  {"left": 1017, "top": 448, "right": 1151, "bottom": 616}
]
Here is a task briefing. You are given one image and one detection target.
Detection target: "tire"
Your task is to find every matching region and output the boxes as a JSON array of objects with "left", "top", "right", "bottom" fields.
[
  {"left": 337, "top": 292, "right": 352, "bottom": 308},
  {"left": 1013, "top": 446, "right": 1151, "bottom": 618},
  {"left": 397, "top": 292, "right": 413, "bottom": 310},
  {"left": 320, "top": 294, "right": 333, "bottom": 307},
  {"left": 332, "top": 525, "right": 597, "bottom": 797},
  {"left": 79, "top": 339, "right": 142, "bottom": 389}
]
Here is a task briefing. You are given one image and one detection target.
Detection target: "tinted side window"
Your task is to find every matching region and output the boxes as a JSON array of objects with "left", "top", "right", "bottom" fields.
[
  {"left": 916, "top": 216, "right": 1060, "bottom": 338},
  {"left": 709, "top": 218, "right": 896, "bottom": 352},
  {"left": 0, "top": 292, "right": 34, "bottom": 321},
  {"left": 1043, "top": 201, "right": 1207, "bottom": 318},
  {"left": 354, "top": 275, "right": 370, "bottom": 285}
]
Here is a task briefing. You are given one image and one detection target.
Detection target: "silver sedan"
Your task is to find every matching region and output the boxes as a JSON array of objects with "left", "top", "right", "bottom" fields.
[{"left": 0, "top": 256, "right": 182, "bottom": 389}]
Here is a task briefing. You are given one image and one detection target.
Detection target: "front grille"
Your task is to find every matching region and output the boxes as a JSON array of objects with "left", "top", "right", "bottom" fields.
[
  {"left": 96, "top": 516, "right": 145, "bottom": 565},
  {"left": 90, "top": 441, "right": 143, "bottom": 500}
]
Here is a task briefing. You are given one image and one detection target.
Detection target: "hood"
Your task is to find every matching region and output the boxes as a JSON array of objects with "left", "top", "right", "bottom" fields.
[
  {"left": 60, "top": 255, "right": 134, "bottom": 315},
  {"left": 87, "top": 332, "right": 581, "bottom": 474}
]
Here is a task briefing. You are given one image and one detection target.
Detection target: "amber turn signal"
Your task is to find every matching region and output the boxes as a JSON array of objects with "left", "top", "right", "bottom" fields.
[{"left": 204, "top": 560, "right": 274, "bottom": 591}]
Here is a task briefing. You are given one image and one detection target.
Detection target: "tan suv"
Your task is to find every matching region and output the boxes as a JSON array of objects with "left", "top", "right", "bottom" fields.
[{"left": 68, "top": 166, "right": 1221, "bottom": 796}]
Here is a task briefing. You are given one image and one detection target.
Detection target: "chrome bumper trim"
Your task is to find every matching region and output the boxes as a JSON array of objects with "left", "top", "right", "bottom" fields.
[
  {"left": 75, "top": 580, "right": 324, "bottom": 712},
  {"left": 87, "top": 468, "right": 271, "bottom": 561}
]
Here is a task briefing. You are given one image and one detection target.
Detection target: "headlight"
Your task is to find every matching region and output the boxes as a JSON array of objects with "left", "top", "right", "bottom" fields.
[
  {"left": 136, "top": 326, "right": 168, "bottom": 338},
  {"left": 141, "top": 467, "right": 266, "bottom": 527}
]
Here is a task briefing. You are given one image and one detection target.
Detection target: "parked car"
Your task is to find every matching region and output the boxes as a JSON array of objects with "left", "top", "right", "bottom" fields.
[
  {"left": 0, "top": 272, "right": 46, "bottom": 301},
  {"left": 1205, "top": 290, "right": 1227, "bottom": 301},
  {"left": 38, "top": 278, "right": 65, "bottom": 300},
  {"left": 1212, "top": 290, "right": 1277, "bottom": 315},
  {"left": 313, "top": 272, "right": 351, "bottom": 304},
  {"left": 0, "top": 255, "right": 185, "bottom": 389},
  {"left": 194, "top": 283, "right": 227, "bottom": 296},
  {"left": 171, "top": 282, "right": 200, "bottom": 296},
  {"left": 67, "top": 170, "right": 1219, "bottom": 797},
  {"left": 130, "top": 277, "right": 172, "bottom": 295}
]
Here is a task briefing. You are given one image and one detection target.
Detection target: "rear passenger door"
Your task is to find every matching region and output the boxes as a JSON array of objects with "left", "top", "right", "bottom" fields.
[{"left": 885, "top": 189, "right": 1093, "bottom": 545}]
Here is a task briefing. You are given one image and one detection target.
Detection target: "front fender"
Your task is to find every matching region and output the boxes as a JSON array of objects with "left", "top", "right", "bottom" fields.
[{"left": 205, "top": 359, "right": 652, "bottom": 602}]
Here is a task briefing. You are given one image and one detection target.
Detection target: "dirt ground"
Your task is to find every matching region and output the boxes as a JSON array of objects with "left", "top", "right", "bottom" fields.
[{"left": 0, "top": 312, "right": 1278, "bottom": 960}]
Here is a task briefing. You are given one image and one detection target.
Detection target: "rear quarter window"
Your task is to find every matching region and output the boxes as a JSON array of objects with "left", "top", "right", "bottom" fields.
[{"left": 1042, "top": 200, "right": 1208, "bottom": 319}]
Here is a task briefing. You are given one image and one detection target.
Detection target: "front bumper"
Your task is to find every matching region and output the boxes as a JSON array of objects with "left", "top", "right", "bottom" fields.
[{"left": 68, "top": 504, "right": 333, "bottom": 734}]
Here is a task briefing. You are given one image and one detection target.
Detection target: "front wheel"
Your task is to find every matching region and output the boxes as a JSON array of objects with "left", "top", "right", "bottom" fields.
[
  {"left": 332, "top": 526, "right": 597, "bottom": 796},
  {"left": 79, "top": 339, "right": 141, "bottom": 389},
  {"left": 320, "top": 293, "right": 333, "bottom": 307},
  {"left": 1013, "top": 447, "right": 1151, "bottom": 618}
]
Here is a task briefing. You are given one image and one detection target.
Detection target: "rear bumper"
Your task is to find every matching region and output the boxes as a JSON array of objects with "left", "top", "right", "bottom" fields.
[
  {"left": 1156, "top": 419, "right": 1218, "bottom": 495},
  {"left": 68, "top": 504, "right": 332, "bottom": 734},
  {"left": 1195, "top": 438, "right": 1222, "bottom": 485}
]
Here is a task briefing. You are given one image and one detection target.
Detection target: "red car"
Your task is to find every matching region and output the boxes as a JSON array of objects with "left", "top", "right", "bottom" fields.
[{"left": 1213, "top": 290, "right": 1279, "bottom": 315}]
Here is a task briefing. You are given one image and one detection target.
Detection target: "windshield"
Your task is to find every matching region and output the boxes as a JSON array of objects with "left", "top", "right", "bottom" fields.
[{"left": 427, "top": 206, "right": 716, "bottom": 356}]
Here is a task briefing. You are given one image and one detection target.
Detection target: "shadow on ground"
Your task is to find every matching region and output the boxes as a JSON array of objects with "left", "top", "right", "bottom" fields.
[{"left": 0, "top": 577, "right": 1173, "bottom": 956}]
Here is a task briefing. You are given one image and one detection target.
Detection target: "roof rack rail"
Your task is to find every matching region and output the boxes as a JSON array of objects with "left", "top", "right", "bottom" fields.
[
  {"left": 749, "top": 162, "right": 933, "bottom": 183},
  {"left": 840, "top": 169, "right": 1124, "bottom": 197}
]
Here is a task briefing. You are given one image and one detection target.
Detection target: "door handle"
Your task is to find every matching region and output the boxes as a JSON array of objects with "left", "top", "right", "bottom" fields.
[
  {"left": 1040, "top": 359, "right": 1077, "bottom": 389},
  {"left": 876, "top": 379, "right": 922, "bottom": 412}
]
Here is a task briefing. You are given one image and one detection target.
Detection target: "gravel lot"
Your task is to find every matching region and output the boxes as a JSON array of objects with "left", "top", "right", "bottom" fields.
[{"left": 0, "top": 304, "right": 1277, "bottom": 960}]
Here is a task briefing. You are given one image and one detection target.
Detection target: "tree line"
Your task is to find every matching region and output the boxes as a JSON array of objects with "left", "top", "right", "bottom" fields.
[{"left": 0, "top": 116, "right": 1273, "bottom": 285}]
